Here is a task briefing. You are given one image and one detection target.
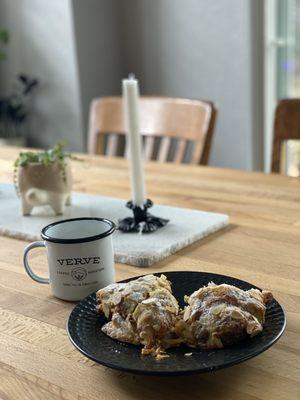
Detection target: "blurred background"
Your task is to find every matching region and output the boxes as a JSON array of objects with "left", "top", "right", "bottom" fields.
[{"left": 0, "top": 0, "right": 299, "bottom": 173}]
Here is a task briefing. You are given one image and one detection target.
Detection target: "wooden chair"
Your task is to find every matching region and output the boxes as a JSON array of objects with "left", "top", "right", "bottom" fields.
[
  {"left": 87, "top": 96, "right": 217, "bottom": 165},
  {"left": 272, "top": 98, "right": 300, "bottom": 173}
]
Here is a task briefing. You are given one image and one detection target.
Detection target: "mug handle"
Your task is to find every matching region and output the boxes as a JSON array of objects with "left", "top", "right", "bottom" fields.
[{"left": 23, "top": 241, "right": 50, "bottom": 284}]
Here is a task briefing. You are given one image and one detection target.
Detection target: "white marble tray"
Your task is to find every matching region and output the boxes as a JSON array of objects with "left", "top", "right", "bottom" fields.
[{"left": 0, "top": 184, "right": 229, "bottom": 266}]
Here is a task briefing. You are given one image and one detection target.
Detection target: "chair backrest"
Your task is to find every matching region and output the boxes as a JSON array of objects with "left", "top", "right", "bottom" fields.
[
  {"left": 88, "top": 96, "right": 217, "bottom": 165},
  {"left": 272, "top": 98, "right": 300, "bottom": 173}
]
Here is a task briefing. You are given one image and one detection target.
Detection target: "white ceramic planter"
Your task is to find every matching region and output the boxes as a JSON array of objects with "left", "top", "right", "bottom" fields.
[{"left": 18, "top": 161, "right": 72, "bottom": 215}]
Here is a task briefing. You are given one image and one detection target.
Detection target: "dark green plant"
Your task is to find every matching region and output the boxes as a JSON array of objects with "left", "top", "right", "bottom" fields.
[
  {"left": 0, "top": 30, "right": 40, "bottom": 139},
  {"left": 13, "top": 142, "right": 78, "bottom": 196},
  {"left": 0, "top": 74, "right": 39, "bottom": 139},
  {"left": 0, "top": 29, "right": 9, "bottom": 61}
]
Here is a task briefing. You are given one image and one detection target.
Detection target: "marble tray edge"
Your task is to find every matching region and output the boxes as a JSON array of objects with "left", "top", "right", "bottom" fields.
[
  {"left": 0, "top": 227, "right": 39, "bottom": 242},
  {"left": 115, "top": 217, "right": 230, "bottom": 267}
]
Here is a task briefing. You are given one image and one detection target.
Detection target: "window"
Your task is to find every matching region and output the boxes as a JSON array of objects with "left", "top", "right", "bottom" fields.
[{"left": 265, "top": 0, "right": 300, "bottom": 175}]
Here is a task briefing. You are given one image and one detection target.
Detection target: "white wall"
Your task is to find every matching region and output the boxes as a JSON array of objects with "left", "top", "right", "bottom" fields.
[
  {"left": 0, "top": 0, "right": 83, "bottom": 151},
  {"left": 120, "top": 0, "right": 264, "bottom": 170},
  {"left": 72, "top": 0, "right": 122, "bottom": 150}
]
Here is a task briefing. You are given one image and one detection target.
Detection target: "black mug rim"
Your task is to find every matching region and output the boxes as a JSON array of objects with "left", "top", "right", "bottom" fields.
[{"left": 41, "top": 217, "right": 116, "bottom": 244}]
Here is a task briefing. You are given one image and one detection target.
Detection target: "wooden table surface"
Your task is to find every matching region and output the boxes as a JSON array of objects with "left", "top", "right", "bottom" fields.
[{"left": 0, "top": 146, "right": 299, "bottom": 400}]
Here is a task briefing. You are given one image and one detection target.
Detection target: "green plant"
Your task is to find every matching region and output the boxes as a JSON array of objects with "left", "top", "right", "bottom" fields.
[
  {"left": 13, "top": 142, "right": 77, "bottom": 196},
  {"left": 0, "top": 29, "right": 9, "bottom": 61},
  {"left": 0, "top": 29, "right": 40, "bottom": 140}
]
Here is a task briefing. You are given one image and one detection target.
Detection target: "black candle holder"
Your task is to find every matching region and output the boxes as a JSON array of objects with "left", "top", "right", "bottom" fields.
[{"left": 118, "top": 199, "right": 169, "bottom": 233}]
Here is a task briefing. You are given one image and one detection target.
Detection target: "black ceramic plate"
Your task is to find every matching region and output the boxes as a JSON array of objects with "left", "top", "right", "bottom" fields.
[{"left": 67, "top": 271, "right": 286, "bottom": 376}]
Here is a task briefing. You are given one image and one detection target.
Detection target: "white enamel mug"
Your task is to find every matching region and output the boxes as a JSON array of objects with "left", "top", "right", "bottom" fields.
[{"left": 23, "top": 217, "right": 116, "bottom": 301}]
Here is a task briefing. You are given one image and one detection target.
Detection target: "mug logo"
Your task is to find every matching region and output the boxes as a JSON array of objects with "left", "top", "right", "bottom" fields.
[{"left": 71, "top": 267, "right": 87, "bottom": 281}]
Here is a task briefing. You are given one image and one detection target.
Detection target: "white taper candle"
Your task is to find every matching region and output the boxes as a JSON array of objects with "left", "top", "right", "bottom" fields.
[{"left": 122, "top": 75, "right": 146, "bottom": 206}]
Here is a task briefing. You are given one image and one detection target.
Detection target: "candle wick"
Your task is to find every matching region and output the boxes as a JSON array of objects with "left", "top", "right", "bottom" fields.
[{"left": 128, "top": 73, "right": 135, "bottom": 80}]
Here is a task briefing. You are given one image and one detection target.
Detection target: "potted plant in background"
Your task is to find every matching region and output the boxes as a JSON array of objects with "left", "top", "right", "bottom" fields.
[
  {"left": 14, "top": 143, "right": 73, "bottom": 215},
  {"left": 0, "top": 29, "right": 9, "bottom": 62},
  {"left": 0, "top": 29, "right": 39, "bottom": 146}
]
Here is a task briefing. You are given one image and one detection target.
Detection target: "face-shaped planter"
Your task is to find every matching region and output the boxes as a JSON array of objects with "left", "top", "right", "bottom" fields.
[{"left": 18, "top": 161, "right": 72, "bottom": 215}]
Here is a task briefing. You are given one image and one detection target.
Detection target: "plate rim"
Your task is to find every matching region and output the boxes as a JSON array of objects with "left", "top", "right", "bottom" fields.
[{"left": 67, "top": 270, "right": 287, "bottom": 376}]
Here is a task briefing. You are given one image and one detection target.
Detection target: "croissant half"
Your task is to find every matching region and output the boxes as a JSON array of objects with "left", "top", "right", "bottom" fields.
[
  {"left": 177, "top": 282, "right": 273, "bottom": 349},
  {"left": 96, "top": 274, "right": 181, "bottom": 359}
]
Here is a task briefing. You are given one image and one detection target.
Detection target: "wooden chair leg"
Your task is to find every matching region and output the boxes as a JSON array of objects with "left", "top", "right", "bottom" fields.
[{"left": 272, "top": 140, "right": 282, "bottom": 173}]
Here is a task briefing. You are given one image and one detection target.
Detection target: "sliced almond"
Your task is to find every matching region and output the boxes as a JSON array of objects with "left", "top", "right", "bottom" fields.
[
  {"left": 211, "top": 304, "right": 226, "bottom": 315},
  {"left": 112, "top": 292, "right": 122, "bottom": 305},
  {"left": 208, "top": 332, "right": 223, "bottom": 349},
  {"left": 230, "top": 310, "right": 244, "bottom": 320},
  {"left": 183, "top": 307, "right": 191, "bottom": 321}
]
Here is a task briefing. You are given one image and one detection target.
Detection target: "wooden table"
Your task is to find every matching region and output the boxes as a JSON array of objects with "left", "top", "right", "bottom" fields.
[{"left": 0, "top": 146, "right": 299, "bottom": 400}]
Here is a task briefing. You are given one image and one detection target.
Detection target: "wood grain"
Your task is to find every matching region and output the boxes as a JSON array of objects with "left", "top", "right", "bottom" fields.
[{"left": 0, "top": 146, "right": 299, "bottom": 400}]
